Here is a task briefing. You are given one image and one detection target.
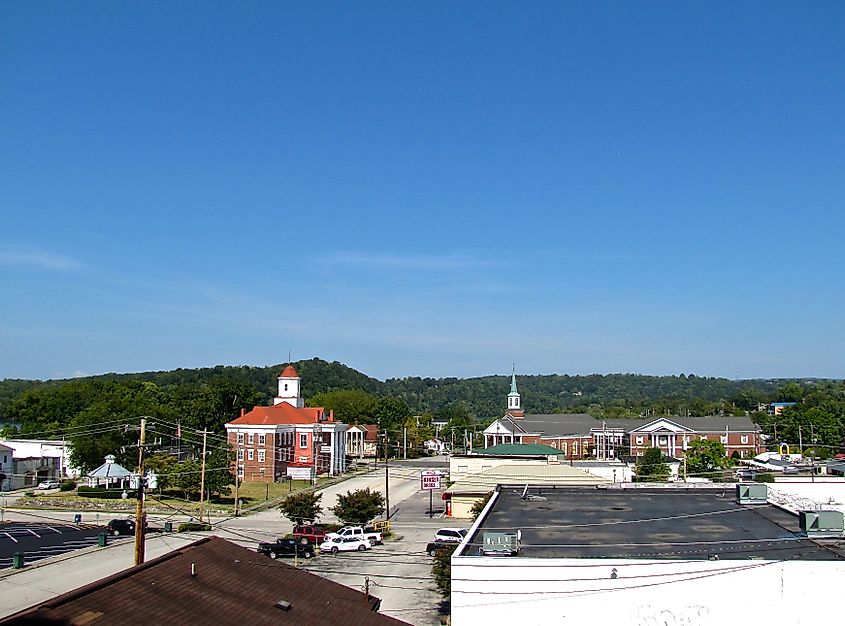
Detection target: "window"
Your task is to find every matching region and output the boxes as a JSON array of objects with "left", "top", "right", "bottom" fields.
[
  {"left": 720, "top": 435, "right": 728, "bottom": 444},
  {"left": 237, "top": 465, "right": 244, "bottom": 477},
  {"left": 248, "top": 433, "right": 254, "bottom": 445},
  {"left": 258, "top": 434, "right": 266, "bottom": 446},
  {"left": 573, "top": 441, "right": 579, "bottom": 454},
  {"left": 237, "top": 449, "right": 244, "bottom": 461},
  {"left": 636, "top": 436, "right": 644, "bottom": 445},
  {"left": 700, "top": 435, "right": 707, "bottom": 440},
  {"left": 248, "top": 449, "right": 254, "bottom": 461},
  {"left": 258, "top": 449, "right": 266, "bottom": 463},
  {"left": 236, "top": 432, "right": 244, "bottom": 445},
  {"left": 300, "top": 433, "right": 308, "bottom": 448},
  {"left": 284, "top": 383, "right": 288, "bottom": 391},
  {"left": 562, "top": 442, "right": 568, "bottom": 455},
  {"left": 741, "top": 435, "right": 749, "bottom": 444}
]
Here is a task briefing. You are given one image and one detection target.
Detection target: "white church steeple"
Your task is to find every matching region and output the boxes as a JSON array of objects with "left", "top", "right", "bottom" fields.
[{"left": 507, "top": 365, "right": 524, "bottom": 417}]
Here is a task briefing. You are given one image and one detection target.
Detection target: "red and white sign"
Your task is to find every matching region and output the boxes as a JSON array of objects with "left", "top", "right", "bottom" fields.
[{"left": 421, "top": 470, "right": 442, "bottom": 491}]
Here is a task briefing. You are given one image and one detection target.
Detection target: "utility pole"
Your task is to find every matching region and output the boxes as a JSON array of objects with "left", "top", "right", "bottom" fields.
[
  {"left": 134, "top": 418, "right": 147, "bottom": 566},
  {"left": 683, "top": 455, "right": 688, "bottom": 482},
  {"left": 234, "top": 446, "right": 240, "bottom": 518},
  {"left": 383, "top": 433, "right": 390, "bottom": 521},
  {"left": 198, "top": 429, "right": 209, "bottom": 524},
  {"left": 403, "top": 427, "right": 407, "bottom": 460},
  {"left": 312, "top": 424, "right": 320, "bottom": 486},
  {"left": 798, "top": 426, "right": 803, "bottom": 456}
]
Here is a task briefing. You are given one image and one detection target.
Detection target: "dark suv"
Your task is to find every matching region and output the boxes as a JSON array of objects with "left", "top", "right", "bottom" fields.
[
  {"left": 107, "top": 519, "right": 137, "bottom": 536},
  {"left": 258, "top": 538, "right": 316, "bottom": 559}
]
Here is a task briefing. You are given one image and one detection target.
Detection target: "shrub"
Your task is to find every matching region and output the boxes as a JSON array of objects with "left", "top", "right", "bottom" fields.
[
  {"left": 78, "top": 486, "right": 128, "bottom": 499},
  {"left": 432, "top": 544, "right": 458, "bottom": 595},
  {"left": 24, "top": 491, "right": 34, "bottom": 497},
  {"left": 755, "top": 473, "right": 775, "bottom": 483},
  {"left": 59, "top": 480, "right": 77, "bottom": 492},
  {"left": 177, "top": 522, "right": 212, "bottom": 532}
]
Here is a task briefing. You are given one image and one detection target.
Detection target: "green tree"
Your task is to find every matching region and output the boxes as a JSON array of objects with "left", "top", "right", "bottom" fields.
[
  {"left": 636, "top": 447, "right": 670, "bottom": 482},
  {"left": 279, "top": 491, "right": 323, "bottom": 524},
  {"left": 432, "top": 543, "right": 458, "bottom": 596},
  {"left": 170, "top": 446, "right": 234, "bottom": 500},
  {"left": 144, "top": 453, "right": 178, "bottom": 492},
  {"left": 330, "top": 488, "right": 385, "bottom": 525},
  {"left": 776, "top": 382, "right": 804, "bottom": 403},
  {"left": 470, "top": 492, "right": 493, "bottom": 520},
  {"left": 373, "top": 396, "right": 411, "bottom": 431},
  {"left": 308, "top": 389, "right": 377, "bottom": 423},
  {"left": 685, "top": 439, "right": 729, "bottom": 478}
]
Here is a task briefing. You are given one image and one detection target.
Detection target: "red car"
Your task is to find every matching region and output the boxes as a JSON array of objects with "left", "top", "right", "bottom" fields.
[{"left": 292, "top": 524, "right": 328, "bottom": 544}]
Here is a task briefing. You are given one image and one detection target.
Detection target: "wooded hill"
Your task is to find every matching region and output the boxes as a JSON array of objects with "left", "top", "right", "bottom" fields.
[
  {"left": 1, "top": 357, "right": 796, "bottom": 424},
  {"left": 3, "top": 359, "right": 845, "bottom": 473}
]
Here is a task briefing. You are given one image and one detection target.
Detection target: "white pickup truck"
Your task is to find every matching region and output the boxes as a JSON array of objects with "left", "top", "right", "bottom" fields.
[{"left": 325, "top": 526, "right": 383, "bottom": 545}]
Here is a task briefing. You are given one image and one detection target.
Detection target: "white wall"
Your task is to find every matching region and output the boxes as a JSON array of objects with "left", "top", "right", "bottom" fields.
[{"left": 451, "top": 556, "right": 845, "bottom": 626}]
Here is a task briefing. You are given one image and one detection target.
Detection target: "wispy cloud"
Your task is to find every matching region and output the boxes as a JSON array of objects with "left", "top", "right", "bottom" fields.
[
  {"left": 317, "top": 251, "right": 511, "bottom": 271},
  {"left": 0, "top": 248, "right": 85, "bottom": 272}
]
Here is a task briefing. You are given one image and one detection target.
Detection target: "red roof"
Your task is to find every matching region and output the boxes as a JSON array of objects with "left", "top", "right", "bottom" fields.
[
  {"left": 278, "top": 364, "right": 299, "bottom": 378},
  {"left": 228, "top": 403, "right": 329, "bottom": 426}
]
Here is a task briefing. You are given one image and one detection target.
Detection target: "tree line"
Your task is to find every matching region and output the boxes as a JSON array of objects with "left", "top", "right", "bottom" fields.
[{"left": 1, "top": 359, "right": 843, "bottom": 469}]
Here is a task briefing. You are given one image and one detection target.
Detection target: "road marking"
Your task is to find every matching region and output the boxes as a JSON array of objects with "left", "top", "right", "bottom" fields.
[
  {"left": 26, "top": 529, "right": 40, "bottom": 538},
  {"left": 3, "top": 532, "right": 17, "bottom": 543}
]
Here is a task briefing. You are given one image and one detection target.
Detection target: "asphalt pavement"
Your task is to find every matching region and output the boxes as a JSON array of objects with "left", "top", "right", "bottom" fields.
[{"left": 0, "top": 521, "right": 107, "bottom": 569}]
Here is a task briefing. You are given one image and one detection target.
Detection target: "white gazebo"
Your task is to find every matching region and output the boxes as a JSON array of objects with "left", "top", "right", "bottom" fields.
[{"left": 87, "top": 455, "right": 134, "bottom": 488}]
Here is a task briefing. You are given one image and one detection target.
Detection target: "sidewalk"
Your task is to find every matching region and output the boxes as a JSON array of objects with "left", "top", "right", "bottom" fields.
[{"left": 0, "top": 531, "right": 199, "bottom": 619}]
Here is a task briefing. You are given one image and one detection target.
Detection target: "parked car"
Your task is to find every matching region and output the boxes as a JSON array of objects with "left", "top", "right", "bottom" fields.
[
  {"left": 107, "top": 519, "right": 141, "bottom": 536},
  {"left": 434, "top": 528, "right": 467, "bottom": 543},
  {"left": 325, "top": 526, "right": 382, "bottom": 545},
  {"left": 37, "top": 480, "right": 61, "bottom": 490},
  {"left": 319, "top": 536, "right": 372, "bottom": 554},
  {"left": 258, "top": 538, "right": 315, "bottom": 559},
  {"left": 292, "top": 524, "right": 329, "bottom": 545},
  {"left": 425, "top": 540, "right": 456, "bottom": 557}
]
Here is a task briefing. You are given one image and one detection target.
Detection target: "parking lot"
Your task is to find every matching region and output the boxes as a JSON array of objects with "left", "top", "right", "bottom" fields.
[
  {"left": 296, "top": 474, "right": 463, "bottom": 626},
  {"left": 0, "top": 521, "right": 112, "bottom": 569}
]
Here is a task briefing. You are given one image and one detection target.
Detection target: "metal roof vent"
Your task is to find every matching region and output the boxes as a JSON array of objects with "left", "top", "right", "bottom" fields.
[
  {"left": 736, "top": 483, "right": 767, "bottom": 505},
  {"left": 799, "top": 510, "right": 845, "bottom": 538},
  {"left": 481, "top": 531, "right": 521, "bottom": 556},
  {"left": 275, "top": 600, "right": 292, "bottom": 611}
]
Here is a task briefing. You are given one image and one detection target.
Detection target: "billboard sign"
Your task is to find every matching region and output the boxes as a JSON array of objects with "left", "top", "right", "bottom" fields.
[{"left": 421, "top": 470, "right": 442, "bottom": 491}]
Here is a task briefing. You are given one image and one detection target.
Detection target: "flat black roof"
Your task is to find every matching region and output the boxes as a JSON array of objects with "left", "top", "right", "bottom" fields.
[{"left": 463, "top": 486, "right": 845, "bottom": 561}]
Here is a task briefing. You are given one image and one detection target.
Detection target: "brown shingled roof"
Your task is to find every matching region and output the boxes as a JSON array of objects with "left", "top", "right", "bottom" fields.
[{"left": 2, "top": 537, "right": 408, "bottom": 626}]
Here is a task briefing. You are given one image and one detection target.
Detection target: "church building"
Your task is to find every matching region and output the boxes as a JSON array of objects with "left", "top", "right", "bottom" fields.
[{"left": 482, "top": 368, "right": 762, "bottom": 461}]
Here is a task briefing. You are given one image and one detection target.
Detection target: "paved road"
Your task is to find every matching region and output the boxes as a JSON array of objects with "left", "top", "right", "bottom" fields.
[{"left": 0, "top": 521, "right": 107, "bottom": 569}]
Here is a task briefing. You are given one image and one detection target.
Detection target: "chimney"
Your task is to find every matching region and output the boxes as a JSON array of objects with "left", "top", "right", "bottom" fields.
[
  {"left": 240, "top": 408, "right": 245, "bottom": 417},
  {"left": 329, "top": 409, "right": 334, "bottom": 422}
]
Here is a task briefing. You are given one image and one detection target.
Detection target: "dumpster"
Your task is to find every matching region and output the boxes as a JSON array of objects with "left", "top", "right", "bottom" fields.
[
  {"left": 164, "top": 522, "right": 173, "bottom": 533},
  {"left": 73, "top": 513, "right": 82, "bottom": 524},
  {"left": 12, "top": 552, "right": 24, "bottom": 569},
  {"left": 98, "top": 532, "right": 107, "bottom": 547}
]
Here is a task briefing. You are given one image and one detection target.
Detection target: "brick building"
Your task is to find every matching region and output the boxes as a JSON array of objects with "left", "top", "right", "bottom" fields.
[
  {"left": 483, "top": 370, "right": 763, "bottom": 461},
  {"left": 225, "top": 365, "right": 347, "bottom": 482}
]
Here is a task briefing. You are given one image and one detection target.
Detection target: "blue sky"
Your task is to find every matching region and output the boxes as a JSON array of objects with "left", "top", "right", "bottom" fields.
[{"left": 1, "top": 1, "right": 844, "bottom": 382}]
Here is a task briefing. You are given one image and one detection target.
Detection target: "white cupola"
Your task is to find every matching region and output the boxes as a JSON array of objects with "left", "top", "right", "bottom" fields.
[{"left": 274, "top": 364, "right": 304, "bottom": 408}]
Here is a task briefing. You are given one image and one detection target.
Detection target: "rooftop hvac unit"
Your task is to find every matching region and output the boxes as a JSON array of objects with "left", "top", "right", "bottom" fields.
[
  {"left": 736, "top": 483, "right": 768, "bottom": 505},
  {"left": 799, "top": 510, "right": 845, "bottom": 538},
  {"left": 481, "top": 531, "right": 521, "bottom": 556}
]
